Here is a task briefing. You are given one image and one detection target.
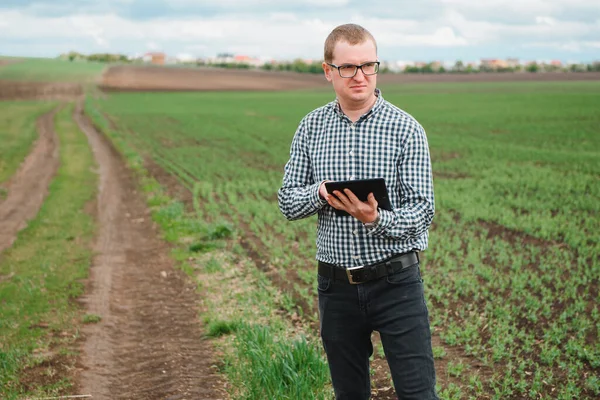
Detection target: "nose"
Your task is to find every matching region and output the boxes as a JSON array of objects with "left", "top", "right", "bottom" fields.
[{"left": 352, "top": 68, "right": 366, "bottom": 81}]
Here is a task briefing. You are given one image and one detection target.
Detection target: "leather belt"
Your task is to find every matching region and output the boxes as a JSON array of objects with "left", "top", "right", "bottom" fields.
[{"left": 318, "top": 252, "right": 419, "bottom": 285}]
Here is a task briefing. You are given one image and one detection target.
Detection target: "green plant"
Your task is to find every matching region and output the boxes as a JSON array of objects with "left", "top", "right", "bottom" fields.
[
  {"left": 82, "top": 314, "right": 102, "bottom": 324},
  {"left": 206, "top": 320, "right": 240, "bottom": 338}
]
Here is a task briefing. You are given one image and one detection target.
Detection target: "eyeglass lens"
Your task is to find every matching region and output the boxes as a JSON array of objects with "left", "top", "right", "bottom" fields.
[{"left": 338, "top": 62, "right": 379, "bottom": 77}]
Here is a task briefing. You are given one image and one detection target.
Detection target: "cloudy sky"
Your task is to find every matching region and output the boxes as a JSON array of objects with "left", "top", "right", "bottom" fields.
[{"left": 1, "top": 0, "right": 599, "bottom": 63}]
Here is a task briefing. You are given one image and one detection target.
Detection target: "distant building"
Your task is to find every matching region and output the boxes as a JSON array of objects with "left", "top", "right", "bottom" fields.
[
  {"left": 380, "top": 60, "right": 400, "bottom": 72},
  {"left": 506, "top": 58, "right": 520, "bottom": 68},
  {"left": 386, "top": 60, "right": 413, "bottom": 72},
  {"left": 429, "top": 61, "right": 443, "bottom": 71},
  {"left": 550, "top": 60, "right": 563, "bottom": 67},
  {"left": 480, "top": 59, "right": 509, "bottom": 70},
  {"left": 233, "top": 55, "right": 263, "bottom": 67},
  {"left": 143, "top": 52, "right": 166, "bottom": 65},
  {"left": 213, "top": 53, "right": 235, "bottom": 64},
  {"left": 234, "top": 55, "right": 251, "bottom": 63}
]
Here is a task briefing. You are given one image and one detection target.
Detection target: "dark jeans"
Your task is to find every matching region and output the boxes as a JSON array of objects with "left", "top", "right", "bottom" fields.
[{"left": 317, "top": 263, "right": 438, "bottom": 400}]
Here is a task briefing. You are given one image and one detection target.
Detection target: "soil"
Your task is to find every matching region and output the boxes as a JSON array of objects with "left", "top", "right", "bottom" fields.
[
  {"left": 101, "top": 65, "right": 330, "bottom": 92},
  {"left": 0, "top": 59, "right": 20, "bottom": 67},
  {"left": 72, "top": 101, "right": 226, "bottom": 399},
  {"left": 0, "top": 80, "right": 83, "bottom": 100},
  {"left": 99, "top": 64, "right": 600, "bottom": 92},
  {"left": 0, "top": 105, "right": 61, "bottom": 253}
]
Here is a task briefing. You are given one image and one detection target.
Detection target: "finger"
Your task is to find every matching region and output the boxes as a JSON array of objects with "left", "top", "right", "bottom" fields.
[
  {"left": 367, "top": 192, "right": 378, "bottom": 208},
  {"left": 327, "top": 195, "right": 347, "bottom": 210},
  {"left": 327, "top": 192, "right": 343, "bottom": 206},
  {"left": 333, "top": 190, "right": 351, "bottom": 206},
  {"left": 343, "top": 188, "right": 361, "bottom": 204}
]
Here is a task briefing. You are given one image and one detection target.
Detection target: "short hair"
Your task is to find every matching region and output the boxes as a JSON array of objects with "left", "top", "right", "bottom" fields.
[{"left": 324, "top": 24, "right": 377, "bottom": 63}]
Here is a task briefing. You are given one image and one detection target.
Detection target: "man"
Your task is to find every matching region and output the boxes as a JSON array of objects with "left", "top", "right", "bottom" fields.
[{"left": 278, "top": 24, "right": 437, "bottom": 399}]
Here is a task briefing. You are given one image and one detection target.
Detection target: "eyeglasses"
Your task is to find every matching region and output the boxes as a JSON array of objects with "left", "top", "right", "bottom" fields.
[{"left": 326, "top": 61, "right": 380, "bottom": 78}]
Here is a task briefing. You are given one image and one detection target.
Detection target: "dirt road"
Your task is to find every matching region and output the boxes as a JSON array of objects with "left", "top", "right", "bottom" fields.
[
  {"left": 73, "top": 101, "right": 226, "bottom": 399},
  {"left": 0, "top": 106, "right": 60, "bottom": 253}
]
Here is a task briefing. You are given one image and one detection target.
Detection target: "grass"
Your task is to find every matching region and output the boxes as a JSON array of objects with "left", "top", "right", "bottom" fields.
[
  {"left": 0, "top": 57, "right": 106, "bottom": 83},
  {"left": 0, "top": 101, "right": 57, "bottom": 185},
  {"left": 82, "top": 104, "right": 333, "bottom": 398},
  {"left": 82, "top": 314, "right": 102, "bottom": 324},
  {"left": 227, "top": 324, "right": 330, "bottom": 399},
  {"left": 85, "top": 80, "right": 600, "bottom": 398},
  {"left": 0, "top": 103, "right": 97, "bottom": 399}
]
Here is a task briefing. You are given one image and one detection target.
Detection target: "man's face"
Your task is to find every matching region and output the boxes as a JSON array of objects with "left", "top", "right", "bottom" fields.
[{"left": 323, "top": 39, "right": 378, "bottom": 106}]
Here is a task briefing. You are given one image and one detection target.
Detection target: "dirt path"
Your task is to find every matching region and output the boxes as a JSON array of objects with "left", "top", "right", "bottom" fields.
[
  {"left": 0, "top": 106, "right": 61, "bottom": 253},
  {"left": 73, "top": 101, "right": 226, "bottom": 399}
]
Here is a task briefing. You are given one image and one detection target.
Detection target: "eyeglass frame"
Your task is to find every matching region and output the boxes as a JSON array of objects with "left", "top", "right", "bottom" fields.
[{"left": 326, "top": 61, "right": 381, "bottom": 78}]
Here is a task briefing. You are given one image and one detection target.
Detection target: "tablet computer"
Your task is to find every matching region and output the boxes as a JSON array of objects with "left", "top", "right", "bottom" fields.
[{"left": 325, "top": 178, "right": 392, "bottom": 217}]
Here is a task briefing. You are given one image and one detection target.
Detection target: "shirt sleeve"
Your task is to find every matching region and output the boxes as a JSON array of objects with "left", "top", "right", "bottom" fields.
[
  {"left": 278, "top": 120, "right": 328, "bottom": 221},
  {"left": 367, "top": 124, "right": 435, "bottom": 240}
]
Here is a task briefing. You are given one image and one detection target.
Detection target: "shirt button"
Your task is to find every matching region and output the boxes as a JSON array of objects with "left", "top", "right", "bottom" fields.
[
  {"left": 352, "top": 229, "right": 358, "bottom": 235},
  {"left": 349, "top": 176, "right": 355, "bottom": 180},
  {"left": 349, "top": 151, "right": 354, "bottom": 156}
]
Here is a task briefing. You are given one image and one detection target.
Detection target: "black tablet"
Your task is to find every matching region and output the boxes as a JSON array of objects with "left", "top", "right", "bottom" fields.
[{"left": 325, "top": 178, "right": 392, "bottom": 217}]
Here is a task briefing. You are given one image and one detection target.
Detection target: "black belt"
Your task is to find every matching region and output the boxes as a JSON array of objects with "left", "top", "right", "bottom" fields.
[{"left": 318, "top": 252, "right": 419, "bottom": 285}]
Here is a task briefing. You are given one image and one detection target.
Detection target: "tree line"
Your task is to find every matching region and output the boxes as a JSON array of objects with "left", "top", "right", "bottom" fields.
[{"left": 58, "top": 52, "right": 600, "bottom": 74}]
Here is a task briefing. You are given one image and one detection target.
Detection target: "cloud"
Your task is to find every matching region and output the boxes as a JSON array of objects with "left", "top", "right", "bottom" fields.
[
  {"left": 443, "top": 9, "right": 599, "bottom": 45},
  {"left": 525, "top": 40, "right": 600, "bottom": 51},
  {"left": 1, "top": 0, "right": 352, "bottom": 21},
  {"left": 373, "top": 25, "right": 469, "bottom": 47},
  {"left": 535, "top": 16, "right": 556, "bottom": 26},
  {"left": 4, "top": 0, "right": 600, "bottom": 23},
  {"left": 435, "top": 0, "right": 600, "bottom": 26},
  {"left": 1, "top": 1, "right": 599, "bottom": 61}
]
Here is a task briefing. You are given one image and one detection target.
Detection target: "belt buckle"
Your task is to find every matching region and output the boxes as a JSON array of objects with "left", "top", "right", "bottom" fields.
[{"left": 346, "top": 265, "right": 365, "bottom": 285}]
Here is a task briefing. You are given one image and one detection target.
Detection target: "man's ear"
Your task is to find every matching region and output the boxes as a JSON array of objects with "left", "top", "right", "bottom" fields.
[{"left": 322, "top": 62, "right": 332, "bottom": 82}]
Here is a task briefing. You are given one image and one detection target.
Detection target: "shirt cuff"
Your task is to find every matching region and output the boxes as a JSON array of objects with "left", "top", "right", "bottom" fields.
[
  {"left": 313, "top": 180, "right": 328, "bottom": 208},
  {"left": 365, "top": 208, "right": 392, "bottom": 236}
]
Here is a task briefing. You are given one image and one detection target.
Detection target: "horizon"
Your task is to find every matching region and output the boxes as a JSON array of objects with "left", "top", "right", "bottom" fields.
[{"left": 2, "top": 53, "right": 596, "bottom": 69}]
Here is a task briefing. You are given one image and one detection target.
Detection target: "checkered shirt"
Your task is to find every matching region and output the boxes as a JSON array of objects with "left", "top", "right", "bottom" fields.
[{"left": 278, "top": 89, "right": 435, "bottom": 268}]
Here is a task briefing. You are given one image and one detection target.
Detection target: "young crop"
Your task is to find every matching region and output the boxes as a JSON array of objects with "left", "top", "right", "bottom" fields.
[{"left": 87, "top": 80, "right": 600, "bottom": 398}]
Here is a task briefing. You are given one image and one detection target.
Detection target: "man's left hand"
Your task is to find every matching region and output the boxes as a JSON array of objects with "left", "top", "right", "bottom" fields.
[{"left": 327, "top": 188, "right": 378, "bottom": 223}]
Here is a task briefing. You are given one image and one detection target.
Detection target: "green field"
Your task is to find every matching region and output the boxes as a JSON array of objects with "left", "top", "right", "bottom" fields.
[
  {"left": 84, "top": 80, "right": 600, "bottom": 399},
  {"left": 0, "top": 57, "right": 105, "bottom": 83}
]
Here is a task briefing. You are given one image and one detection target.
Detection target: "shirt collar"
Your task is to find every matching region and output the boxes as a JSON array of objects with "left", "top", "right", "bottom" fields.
[{"left": 329, "top": 88, "right": 384, "bottom": 121}]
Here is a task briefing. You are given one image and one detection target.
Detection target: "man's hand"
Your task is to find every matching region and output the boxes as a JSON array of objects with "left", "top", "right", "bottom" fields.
[
  {"left": 319, "top": 181, "right": 330, "bottom": 201},
  {"left": 327, "top": 188, "right": 378, "bottom": 223}
]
